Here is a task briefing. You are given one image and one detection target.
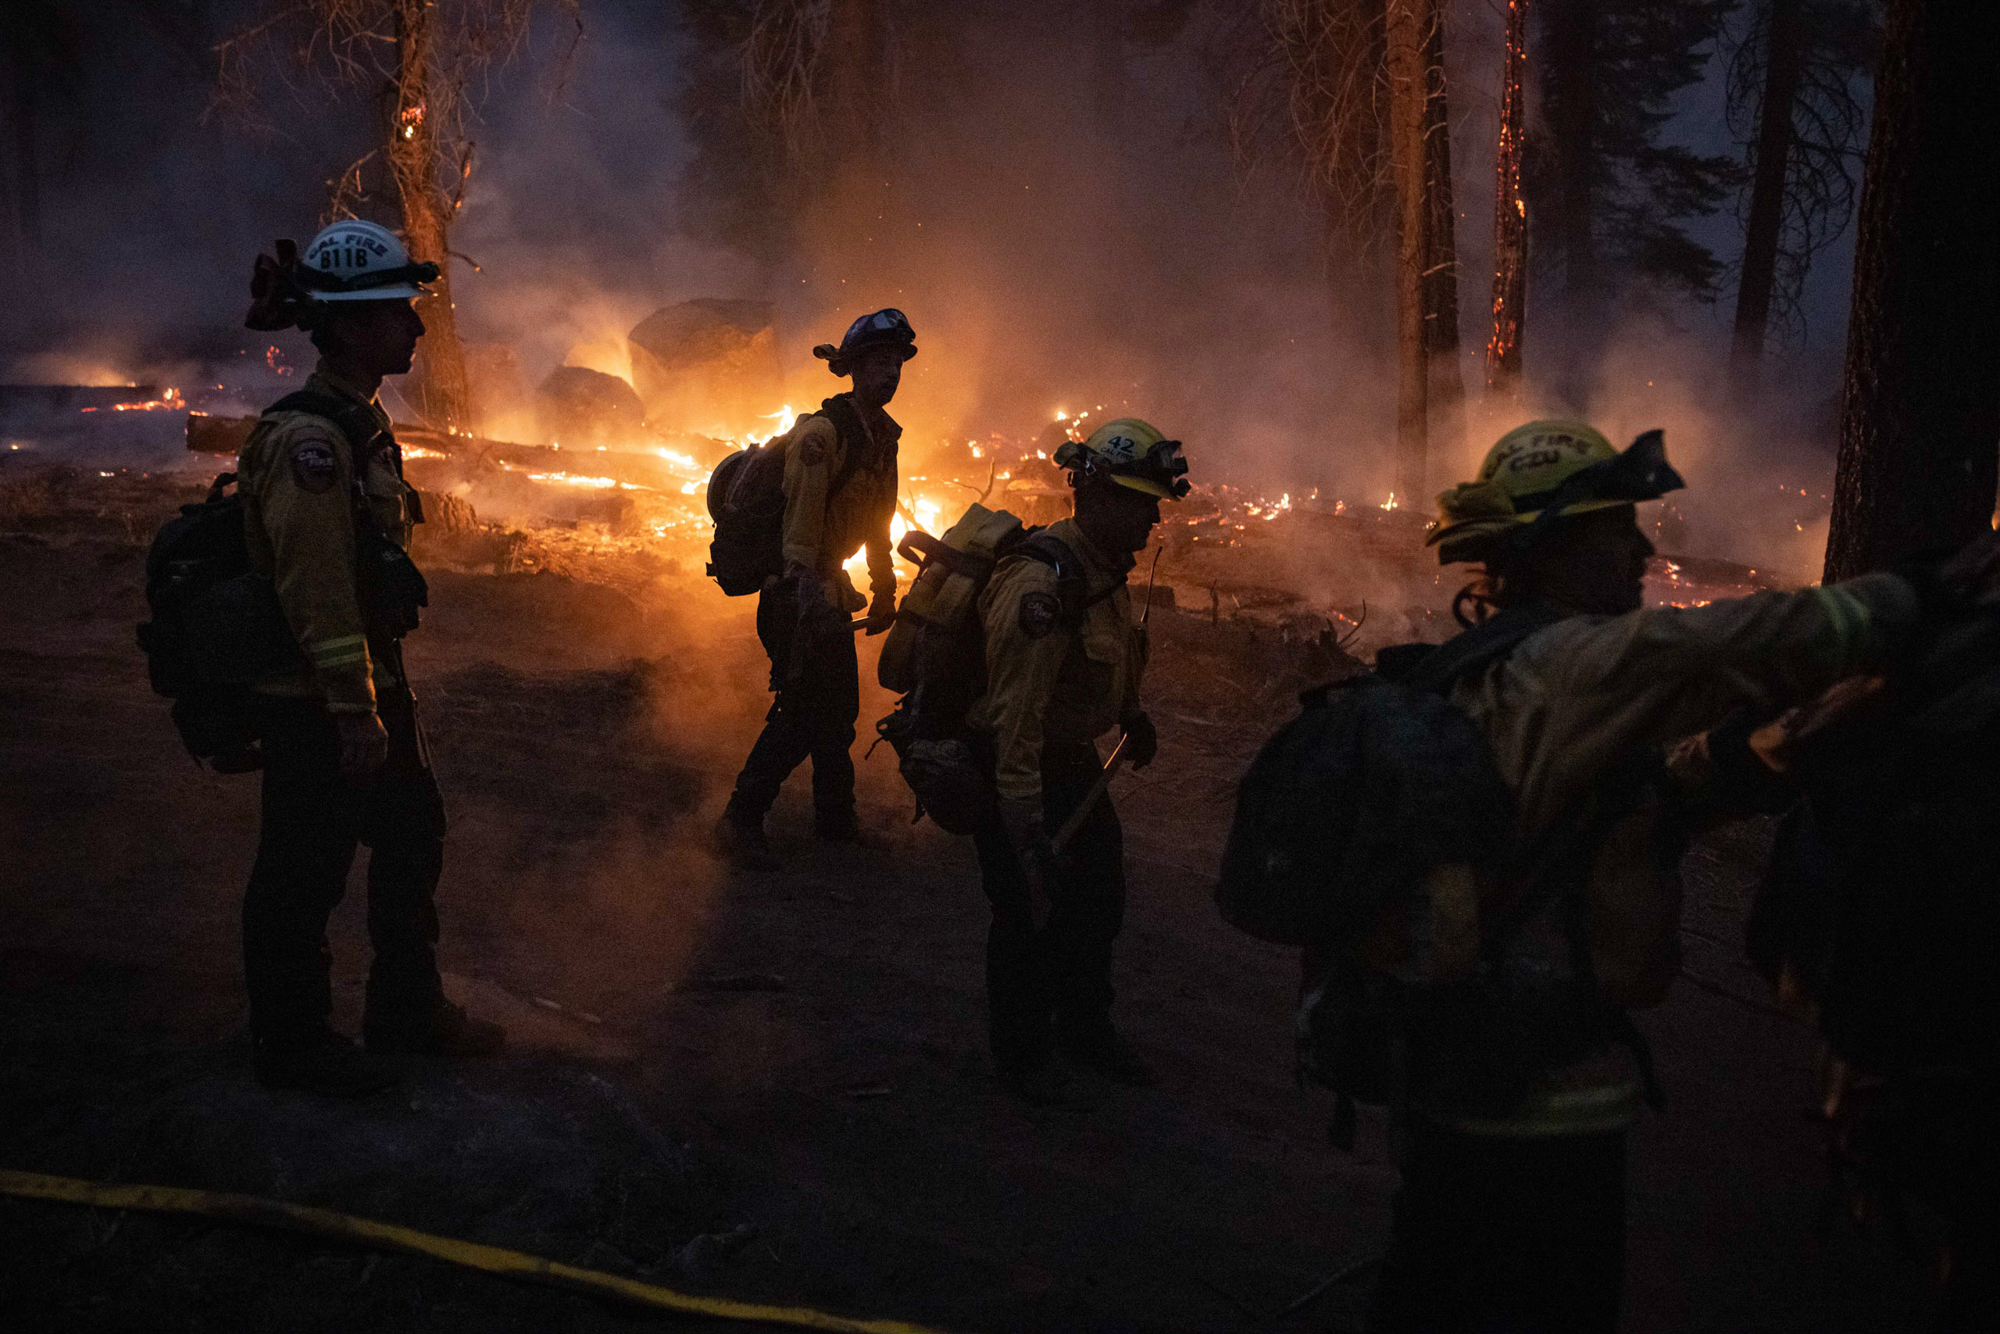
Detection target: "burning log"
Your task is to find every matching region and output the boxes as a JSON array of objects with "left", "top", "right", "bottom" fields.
[{"left": 0, "top": 385, "right": 165, "bottom": 414}]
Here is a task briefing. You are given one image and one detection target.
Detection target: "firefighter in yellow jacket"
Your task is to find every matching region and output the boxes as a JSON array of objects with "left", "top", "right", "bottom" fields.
[
  {"left": 234, "top": 219, "right": 502, "bottom": 1097},
  {"left": 966, "top": 419, "right": 1189, "bottom": 1100},
  {"left": 1362, "top": 419, "right": 2000, "bottom": 1333},
  {"left": 719, "top": 310, "right": 911, "bottom": 864}
]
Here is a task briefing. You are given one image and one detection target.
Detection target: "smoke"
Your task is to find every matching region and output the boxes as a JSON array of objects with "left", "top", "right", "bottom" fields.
[{"left": 5, "top": 0, "right": 1854, "bottom": 566}]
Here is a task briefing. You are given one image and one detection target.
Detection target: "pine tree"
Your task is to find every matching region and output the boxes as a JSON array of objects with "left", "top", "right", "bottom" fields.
[
  {"left": 1530, "top": 0, "right": 1738, "bottom": 304},
  {"left": 1724, "top": 0, "right": 1875, "bottom": 386}
]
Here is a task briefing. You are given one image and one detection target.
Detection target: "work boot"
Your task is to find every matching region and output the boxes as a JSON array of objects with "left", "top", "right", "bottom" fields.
[
  {"left": 365, "top": 998, "right": 507, "bottom": 1058},
  {"left": 716, "top": 812, "right": 782, "bottom": 871},
  {"left": 1058, "top": 1024, "right": 1156, "bottom": 1087},
  {"left": 254, "top": 1031, "right": 401, "bottom": 1098}
]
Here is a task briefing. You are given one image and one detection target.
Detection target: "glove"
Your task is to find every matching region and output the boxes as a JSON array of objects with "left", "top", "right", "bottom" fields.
[
  {"left": 335, "top": 710, "right": 389, "bottom": 782},
  {"left": 864, "top": 590, "right": 897, "bottom": 637},
  {"left": 1121, "top": 711, "right": 1158, "bottom": 770}
]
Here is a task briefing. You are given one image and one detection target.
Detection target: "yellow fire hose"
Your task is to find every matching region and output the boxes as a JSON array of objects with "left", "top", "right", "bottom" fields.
[{"left": 0, "top": 1169, "right": 950, "bottom": 1334}]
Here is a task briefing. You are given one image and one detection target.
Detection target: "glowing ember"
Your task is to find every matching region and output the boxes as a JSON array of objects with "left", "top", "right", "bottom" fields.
[{"left": 81, "top": 388, "right": 185, "bottom": 414}]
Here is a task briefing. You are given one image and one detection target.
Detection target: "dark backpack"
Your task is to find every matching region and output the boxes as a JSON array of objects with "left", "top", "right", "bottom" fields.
[
  {"left": 1743, "top": 611, "right": 2000, "bottom": 1235},
  {"left": 705, "top": 395, "right": 871, "bottom": 595},
  {"left": 1751, "top": 612, "right": 2000, "bottom": 1078},
  {"left": 137, "top": 391, "right": 426, "bottom": 767},
  {"left": 1217, "top": 607, "right": 1612, "bottom": 1144},
  {"left": 872, "top": 508, "right": 1105, "bottom": 833}
]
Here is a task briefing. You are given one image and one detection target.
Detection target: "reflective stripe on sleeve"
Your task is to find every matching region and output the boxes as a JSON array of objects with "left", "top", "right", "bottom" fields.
[
  {"left": 1807, "top": 584, "right": 1873, "bottom": 664},
  {"left": 309, "top": 634, "right": 369, "bottom": 669}
]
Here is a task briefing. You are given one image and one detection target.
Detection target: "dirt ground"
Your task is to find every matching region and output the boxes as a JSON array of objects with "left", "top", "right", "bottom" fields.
[{"left": 0, "top": 468, "right": 1941, "bottom": 1332}]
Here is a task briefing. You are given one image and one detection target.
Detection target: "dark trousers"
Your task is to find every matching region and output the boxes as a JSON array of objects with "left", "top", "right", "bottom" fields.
[
  {"left": 970, "top": 742, "right": 1126, "bottom": 1074},
  {"left": 728, "top": 582, "right": 860, "bottom": 830},
  {"left": 1367, "top": 1118, "right": 1627, "bottom": 1334},
  {"left": 242, "top": 690, "right": 446, "bottom": 1051}
]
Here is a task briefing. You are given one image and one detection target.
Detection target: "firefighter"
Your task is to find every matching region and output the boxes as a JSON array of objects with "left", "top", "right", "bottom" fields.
[
  {"left": 1362, "top": 419, "right": 2000, "bottom": 1333},
  {"left": 718, "top": 309, "right": 913, "bottom": 865},
  {"left": 235, "top": 219, "right": 503, "bottom": 1097},
  {"left": 966, "top": 418, "right": 1189, "bottom": 1101}
]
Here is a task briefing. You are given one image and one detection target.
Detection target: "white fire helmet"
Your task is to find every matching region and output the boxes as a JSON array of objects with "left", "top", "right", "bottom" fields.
[{"left": 299, "top": 220, "right": 438, "bottom": 302}]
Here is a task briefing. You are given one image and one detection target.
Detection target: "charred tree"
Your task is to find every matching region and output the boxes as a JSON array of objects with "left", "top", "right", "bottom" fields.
[
  {"left": 1823, "top": 0, "right": 2000, "bottom": 581},
  {"left": 386, "top": 0, "right": 470, "bottom": 431},
  {"left": 1418, "top": 0, "right": 1463, "bottom": 466},
  {"left": 1487, "top": 0, "right": 1528, "bottom": 395},
  {"left": 1384, "top": 0, "right": 1457, "bottom": 501},
  {"left": 1386, "top": 0, "right": 1429, "bottom": 501},
  {"left": 213, "top": 2, "right": 580, "bottom": 431}
]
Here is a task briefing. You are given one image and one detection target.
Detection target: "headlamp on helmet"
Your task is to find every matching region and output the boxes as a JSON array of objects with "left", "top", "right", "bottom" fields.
[
  {"left": 245, "top": 219, "right": 436, "bottom": 332},
  {"left": 1054, "top": 418, "right": 1192, "bottom": 501}
]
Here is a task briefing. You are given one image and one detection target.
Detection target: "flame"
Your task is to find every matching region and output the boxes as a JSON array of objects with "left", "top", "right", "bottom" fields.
[
  {"left": 82, "top": 388, "right": 186, "bottom": 413},
  {"left": 744, "top": 405, "right": 797, "bottom": 445},
  {"left": 1381, "top": 492, "right": 1398, "bottom": 511}
]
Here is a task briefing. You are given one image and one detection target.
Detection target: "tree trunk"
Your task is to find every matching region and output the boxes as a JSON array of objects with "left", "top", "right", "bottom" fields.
[
  {"left": 386, "top": 0, "right": 470, "bottom": 431},
  {"left": 1386, "top": 0, "right": 1430, "bottom": 504},
  {"left": 1488, "top": 0, "right": 1528, "bottom": 394},
  {"left": 1419, "top": 0, "right": 1464, "bottom": 466},
  {"left": 1539, "top": 0, "right": 1598, "bottom": 300},
  {"left": 1731, "top": 0, "right": 1807, "bottom": 389},
  {"left": 1823, "top": 0, "right": 2000, "bottom": 581}
]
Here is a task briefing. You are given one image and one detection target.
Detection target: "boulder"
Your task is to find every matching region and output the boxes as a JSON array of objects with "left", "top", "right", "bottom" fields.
[
  {"left": 534, "top": 366, "right": 648, "bottom": 448},
  {"left": 626, "top": 299, "right": 782, "bottom": 440}
]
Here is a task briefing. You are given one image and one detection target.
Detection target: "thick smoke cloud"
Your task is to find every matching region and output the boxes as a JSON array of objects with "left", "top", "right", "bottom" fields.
[{"left": 4, "top": 0, "right": 1862, "bottom": 577}]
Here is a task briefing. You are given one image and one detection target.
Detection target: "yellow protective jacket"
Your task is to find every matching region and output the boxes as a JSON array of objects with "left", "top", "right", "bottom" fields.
[
  {"left": 237, "top": 363, "right": 422, "bottom": 715},
  {"left": 1430, "top": 572, "right": 1923, "bottom": 1137},
  {"left": 967, "top": 519, "right": 1146, "bottom": 805},
  {"left": 780, "top": 395, "right": 899, "bottom": 612}
]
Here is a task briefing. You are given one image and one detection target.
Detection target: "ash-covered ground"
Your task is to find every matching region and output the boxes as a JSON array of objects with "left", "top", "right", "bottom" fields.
[{"left": 0, "top": 463, "right": 1936, "bottom": 1332}]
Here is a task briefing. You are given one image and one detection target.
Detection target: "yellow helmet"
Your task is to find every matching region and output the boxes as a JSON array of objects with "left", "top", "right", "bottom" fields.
[
  {"left": 1427, "top": 419, "right": 1683, "bottom": 564},
  {"left": 1053, "top": 417, "right": 1191, "bottom": 500}
]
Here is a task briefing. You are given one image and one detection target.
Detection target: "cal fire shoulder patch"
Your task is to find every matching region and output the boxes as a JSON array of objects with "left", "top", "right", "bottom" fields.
[
  {"left": 289, "top": 440, "right": 340, "bottom": 494},
  {"left": 1018, "top": 590, "right": 1062, "bottom": 640},
  {"left": 798, "top": 432, "right": 828, "bottom": 467}
]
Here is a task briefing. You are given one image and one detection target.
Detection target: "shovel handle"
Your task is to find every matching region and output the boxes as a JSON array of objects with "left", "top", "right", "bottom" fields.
[{"left": 1050, "top": 733, "right": 1129, "bottom": 853}]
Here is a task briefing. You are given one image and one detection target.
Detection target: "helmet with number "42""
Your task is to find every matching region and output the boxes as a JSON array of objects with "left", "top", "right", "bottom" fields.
[{"left": 1053, "top": 417, "right": 1191, "bottom": 500}]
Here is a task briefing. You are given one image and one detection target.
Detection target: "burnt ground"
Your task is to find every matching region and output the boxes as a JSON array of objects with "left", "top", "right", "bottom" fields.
[{"left": 0, "top": 467, "right": 1942, "bottom": 1332}]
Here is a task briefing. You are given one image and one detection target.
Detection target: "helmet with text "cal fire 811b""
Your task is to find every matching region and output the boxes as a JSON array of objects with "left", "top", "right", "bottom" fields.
[{"left": 299, "top": 220, "right": 438, "bottom": 302}]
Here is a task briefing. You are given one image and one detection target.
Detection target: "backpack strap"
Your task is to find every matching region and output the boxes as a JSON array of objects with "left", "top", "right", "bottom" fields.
[
  {"left": 811, "top": 394, "right": 882, "bottom": 502},
  {"left": 1401, "top": 602, "right": 1566, "bottom": 696}
]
